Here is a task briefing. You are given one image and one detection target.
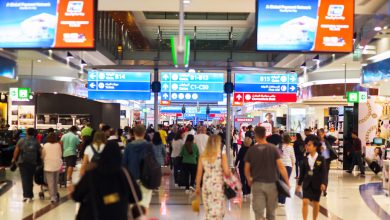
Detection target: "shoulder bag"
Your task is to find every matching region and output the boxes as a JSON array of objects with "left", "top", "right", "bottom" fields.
[{"left": 122, "top": 168, "right": 147, "bottom": 220}]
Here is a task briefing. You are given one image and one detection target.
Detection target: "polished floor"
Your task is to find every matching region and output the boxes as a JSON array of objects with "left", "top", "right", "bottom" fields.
[{"left": 0, "top": 165, "right": 389, "bottom": 220}]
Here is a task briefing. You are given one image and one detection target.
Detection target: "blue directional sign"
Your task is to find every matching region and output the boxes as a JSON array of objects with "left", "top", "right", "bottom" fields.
[
  {"left": 234, "top": 73, "right": 298, "bottom": 93},
  {"left": 160, "top": 72, "right": 224, "bottom": 102},
  {"left": 88, "top": 70, "right": 151, "bottom": 100}
]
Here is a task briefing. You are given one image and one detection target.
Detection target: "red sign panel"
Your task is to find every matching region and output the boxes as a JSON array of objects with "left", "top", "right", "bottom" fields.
[
  {"left": 234, "top": 92, "right": 297, "bottom": 103},
  {"left": 235, "top": 118, "right": 254, "bottom": 122}
]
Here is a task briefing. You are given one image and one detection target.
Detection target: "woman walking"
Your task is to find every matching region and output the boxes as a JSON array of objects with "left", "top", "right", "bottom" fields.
[
  {"left": 293, "top": 133, "right": 305, "bottom": 179},
  {"left": 296, "top": 135, "right": 328, "bottom": 220},
  {"left": 278, "top": 134, "right": 295, "bottom": 205},
  {"left": 195, "top": 135, "right": 231, "bottom": 220},
  {"left": 80, "top": 131, "right": 106, "bottom": 177},
  {"left": 180, "top": 134, "right": 199, "bottom": 193},
  {"left": 41, "top": 133, "right": 62, "bottom": 203},
  {"left": 72, "top": 141, "right": 142, "bottom": 220},
  {"left": 171, "top": 131, "right": 184, "bottom": 185},
  {"left": 235, "top": 137, "right": 252, "bottom": 199},
  {"left": 152, "top": 131, "right": 167, "bottom": 166}
]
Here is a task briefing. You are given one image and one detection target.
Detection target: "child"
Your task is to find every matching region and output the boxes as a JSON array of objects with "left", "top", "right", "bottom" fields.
[{"left": 296, "top": 135, "right": 328, "bottom": 220}]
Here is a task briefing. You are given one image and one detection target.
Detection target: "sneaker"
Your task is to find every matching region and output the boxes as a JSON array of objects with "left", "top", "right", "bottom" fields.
[
  {"left": 23, "top": 198, "right": 33, "bottom": 203},
  {"left": 189, "top": 186, "right": 195, "bottom": 191},
  {"left": 279, "top": 203, "right": 285, "bottom": 207},
  {"left": 185, "top": 190, "right": 190, "bottom": 194}
]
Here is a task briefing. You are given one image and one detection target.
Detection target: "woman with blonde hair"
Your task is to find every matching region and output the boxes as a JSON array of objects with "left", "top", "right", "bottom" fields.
[
  {"left": 195, "top": 135, "right": 231, "bottom": 220},
  {"left": 80, "top": 131, "right": 106, "bottom": 177}
]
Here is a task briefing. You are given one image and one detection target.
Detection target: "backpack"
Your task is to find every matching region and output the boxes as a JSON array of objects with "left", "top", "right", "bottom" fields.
[
  {"left": 140, "top": 144, "right": 162, "bottom": 189},
  {"left": 90, "top": 145, "right": 101, "bottom": 165},
  {"left": 20, "top": 138, "right": 39, "bottom": 165}
]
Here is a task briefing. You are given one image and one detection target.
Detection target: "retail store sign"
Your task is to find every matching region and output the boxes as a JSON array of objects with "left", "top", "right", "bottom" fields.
[
  {"left": 347, "top": 91, "right": 367, "bottom": 103},
  {"left": 9, "top": 87, "right": 31, "bottom": 101},
  {"left": 235, "top": 118, "right": 254, "bottom": 122}
]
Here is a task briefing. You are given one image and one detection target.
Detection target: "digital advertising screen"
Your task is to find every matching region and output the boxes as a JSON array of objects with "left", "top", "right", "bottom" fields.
[
  {"left": 0, "top": 0, "right": 95, "bottom": 49},
  {"left": 0, "top": 56, "right": 16, "bottom": 79},
  {"left": 256, "top": 0, "right": 354, "bottom": 52},
  {"left": 362, "top": 57, "right": 390, "bottom": 84}
]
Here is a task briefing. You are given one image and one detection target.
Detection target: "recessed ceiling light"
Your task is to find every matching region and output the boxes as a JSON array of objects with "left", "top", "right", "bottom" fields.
[
  {"left": 37, "top": 59, "right": 42, "bottom": 63},
  {"left": 374, "top": 26, "right": 382, "bottom": 31},
  {"left": 183, "top": 0, "right": 191, "bottom": 4}
]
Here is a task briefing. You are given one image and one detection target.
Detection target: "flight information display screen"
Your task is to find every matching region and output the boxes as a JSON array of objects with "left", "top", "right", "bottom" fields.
[
  {"left": 256, "top": 0, "right": 354, "bottom": 52},
  {"left": 0, "top": 0, "right": 95, "bottom": 49}
]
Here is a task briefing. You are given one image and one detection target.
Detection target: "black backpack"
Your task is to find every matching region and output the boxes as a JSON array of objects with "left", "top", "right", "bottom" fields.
[
  {"left": 20, "top": 138, "right": 39, "bottom": 165},
  {"left": 140, "top": 144, "right": 162, "bottom": 189},
  {"left": 90, "top": 145, "right": 101, "bottom": 164}
]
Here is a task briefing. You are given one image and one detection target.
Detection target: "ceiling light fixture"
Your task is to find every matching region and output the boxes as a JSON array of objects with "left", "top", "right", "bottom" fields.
[
  {"left": 183, "top": 0, "right": 191, "bottom": 4},
  {"left": 374, "top": 26, "right": 382, "bottom": 31},
  {"left": 37, "top": 59, "right": 42, "bottom": 63}
]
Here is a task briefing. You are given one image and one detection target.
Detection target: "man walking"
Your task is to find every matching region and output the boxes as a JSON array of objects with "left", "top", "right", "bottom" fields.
[
  {"left": 347, "top": 131, "right": 365, "bottom": 177},
  {"left": 12, "top": 128, "right": 41, "bottom": 202},
  {"left": 60, "top": 126, "right": 80, "bottom": 183},
  {"left": 123, "top": 125, "right": 156, "bottom": 210},
  {"left": 245, "top": 126, "right": 290, "bottom": 220},
  {"left": 194, "top": 126, "right": 209, "bottom": 154}
]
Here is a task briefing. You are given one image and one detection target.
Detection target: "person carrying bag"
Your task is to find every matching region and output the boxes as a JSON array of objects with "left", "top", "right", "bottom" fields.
[{"left": 72, "top": 141, "right": 143, "bottom": 220}]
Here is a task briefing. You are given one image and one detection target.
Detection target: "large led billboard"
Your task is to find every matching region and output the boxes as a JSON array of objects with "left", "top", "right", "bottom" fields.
[
  {"left": 256, "top": 0, "right": 354, "bottom": 52},
  {"left": 362, "top": 57, "right": 390, "bottom": 84},
  {"left": 0, "top": 0, "right": 95, "bottom": 49}
]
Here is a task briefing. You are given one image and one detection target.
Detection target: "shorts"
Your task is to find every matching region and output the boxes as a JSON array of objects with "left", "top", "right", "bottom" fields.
[
  {"left": 303, "top": 187, "right": 321, "bottom": 202},
  {"left": 64, "top": 155, "right": 77, "bottom": 167}
]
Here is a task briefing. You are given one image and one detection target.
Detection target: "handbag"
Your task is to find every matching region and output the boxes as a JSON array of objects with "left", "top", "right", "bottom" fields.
[
  {"left": 276, "top": 178, "right": 291, "bottom": 198},
  {"left": 122, "top": 168, "right": 147, "bottom": 220},
  {"left": 223, "top": 173, "right": 242, "bottom": 200}
]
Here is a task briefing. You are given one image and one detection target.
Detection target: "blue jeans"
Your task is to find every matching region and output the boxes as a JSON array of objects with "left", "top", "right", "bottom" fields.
[{"left": 278, "top": 166, "right": 292, "bottom": 204}]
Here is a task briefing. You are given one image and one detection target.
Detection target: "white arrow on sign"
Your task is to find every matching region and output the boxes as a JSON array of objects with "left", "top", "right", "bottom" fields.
[
  {"left": 163, "top": 74, "right": 169, "bottom": 81},
  {"left": 89, "top": 82, "right": 96, "bottom": 89},
  {"left": 90, "top": 73, "right": 96, "bottom": 79},
  {"left": 290, "top": 76, "right": 296, "bottom": 82},
  {"left": 236, "top": 94, "right": 242, "bottom": 100},
  {"left": 290, "top": 85, "right": 296, "bottom": 91},
  {"left": 163, "top": 84, "right": 169, "bottom": 90},
  {"left": 163, "top": 93, "right": 169, "bottom": 99}
]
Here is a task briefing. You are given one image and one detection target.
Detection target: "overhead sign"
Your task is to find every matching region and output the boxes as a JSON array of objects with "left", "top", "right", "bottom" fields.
[
  {"left": 160, "top": 72, "right": 224, "bottom": 102},
  {"left": 87, "top": 71, "right": 151, "bottom": 100},
  {"left": 0, "top": 0, "right": 95, "bottom": 49},
  {"left": 347, "top": 91, "right": 367, "bottom": 103},
  {"left": 234, "top": 73, "right": 298, "bottom": 103},
  {"left": 256, "top": 0, "right": 354, "bottom": 52}
]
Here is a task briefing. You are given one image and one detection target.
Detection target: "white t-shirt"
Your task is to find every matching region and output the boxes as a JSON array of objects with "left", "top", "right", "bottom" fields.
[
  {"left": 195, "top": 134, "right": 209, "bottom": 154},
  {"left": 84, "top": 144, "right": 106, "bottom": 162},
  {"left": 171, "top": 139, "right": 184, "bottom": 158},
  {"left": 42, "top": 143, "right": 62, "bottom": 172}
]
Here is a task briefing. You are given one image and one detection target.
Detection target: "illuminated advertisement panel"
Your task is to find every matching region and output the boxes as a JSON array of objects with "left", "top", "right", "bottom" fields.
[
  {"left": 256, "top": 0, "right": 354, "bottom": 52},
  {"left": 0, "top": 0, "right": 95, "bottom": 49}
]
